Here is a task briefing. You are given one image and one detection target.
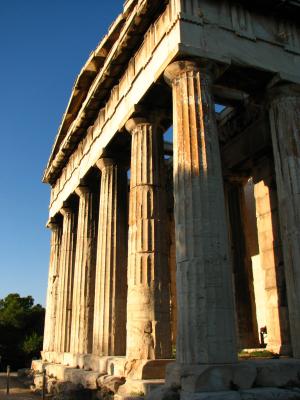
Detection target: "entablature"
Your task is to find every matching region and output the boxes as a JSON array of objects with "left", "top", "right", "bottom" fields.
[
  {"left": 45, "top": 0, "right": 300, "bottom": 218},
  {"left": 48, "top": 0, "right": 181, "bottom": 217},
  {"left": 44, "top": 0, "right": 169, "bottom": 185}
]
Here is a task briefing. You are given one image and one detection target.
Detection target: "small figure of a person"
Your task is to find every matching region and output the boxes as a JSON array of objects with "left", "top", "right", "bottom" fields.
[
  {"left": 260, "top": 326, "right": 267, "bottom": 348},
  {"left": 139, "top": 320, "right": 155, "bottom": 359}
]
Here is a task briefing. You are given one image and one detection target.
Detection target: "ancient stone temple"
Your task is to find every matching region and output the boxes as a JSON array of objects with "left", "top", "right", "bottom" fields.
[{"left": 34, "top": 0, "right": 300, "bottom": 399}]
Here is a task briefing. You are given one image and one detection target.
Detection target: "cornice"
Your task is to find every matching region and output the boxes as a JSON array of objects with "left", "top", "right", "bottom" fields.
[{"left": 43, "top": 0, "right": 167, "bottom": 185}]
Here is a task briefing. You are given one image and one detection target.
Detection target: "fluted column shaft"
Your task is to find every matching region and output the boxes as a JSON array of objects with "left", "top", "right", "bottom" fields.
[
  {"left": 54, "top": 206, "right": 77, "bottom": 353},
  {"left": 70, "top": 187, "right": 98, "bottom": 355},
  {"left": 164, "top": 61, "right": 237, "bottom": 364},
  {"left": 43, "top": 218, "right": 62, "bottom": 353},
  {"left": 93, "top": 158, "right": 128, "bottom": 356},
  {"left": 125, "top": 118, "right": 171, "bottom": 360},
  {"left": 226, "top": 182, "right": 259, "bottom": 349},
  {"left": 253, "top": 162, "right": 291, "bottom": 355},
  {"left": 166, "top": 161, "right": 177, "bottom": 348},
  {"left": 268, "top": 84, "right": 300, "bottom": 357}
]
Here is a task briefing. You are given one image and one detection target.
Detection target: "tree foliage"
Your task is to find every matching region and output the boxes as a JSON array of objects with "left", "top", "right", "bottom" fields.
[
  {"left": 22, "top": 332, "right": 44, "bottom": 356},
  {"left": 0, "top": 293, "right": 45, "bottom": 370}
]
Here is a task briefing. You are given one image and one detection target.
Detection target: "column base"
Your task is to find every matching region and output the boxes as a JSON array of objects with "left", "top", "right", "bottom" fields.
[
  {"left": 239, "top": 346, "right": 292, "bottom": 357},
  {"left": 266, "top": 343, "right": 292, "bottom": 357},
  {"left": 42, "top": 351, "right": 127, "bottom": 374},
  {"left": 41, "top": 352, "right": 174, "bottom": 379},
  {"left": 166, "top": 362, "right": 256, "bottom": 392},
  {"left": 32, "top": 357, "right": 174, "bottom": 398},
  {"left": 125, "top": 359, "right": 174, "bottom": 379},
  {"left": 32, "top": 358, "right": 300, "bottom": 399},
  {"left": 117, "top": 378, "right": 165, "bottom": 399},
  {"left": 165, "top": 359, "right": 300, "bottom": 393},
  {"left": 179, "top": 388, "right": 300, "bottom": 400}
]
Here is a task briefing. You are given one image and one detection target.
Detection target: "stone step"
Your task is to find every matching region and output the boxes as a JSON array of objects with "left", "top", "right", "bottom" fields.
[
  {"left": 180, "top": 387, "right": 300, "bottom": 400},
  {"left": 117, "top": 378, "right": 165, "bottom": 398}
]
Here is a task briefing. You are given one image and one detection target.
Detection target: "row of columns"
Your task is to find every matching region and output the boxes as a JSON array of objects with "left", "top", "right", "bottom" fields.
[
  {"left": 44, "top": 60, "right": 300, "bottom": 364},
  {"left": 44, "top": 119, "right": 172, "bottom": 360}
]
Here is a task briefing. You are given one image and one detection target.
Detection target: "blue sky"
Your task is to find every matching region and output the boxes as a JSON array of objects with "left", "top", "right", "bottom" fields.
[
  {"left": 0, "top": 1, "right": 224, "bottom": 307},
  {"left": 0, "top": 1, "right": 124, "bottom": 305}
]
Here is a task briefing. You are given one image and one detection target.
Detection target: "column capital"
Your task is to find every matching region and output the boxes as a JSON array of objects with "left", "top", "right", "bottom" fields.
[
  {"left": 96, "top": 157, "right": 117, "bottom": 171},
  {"left": 266, "top": 83, "right": 300, "bottom": 107},
  {"left": 164, "top": 59, "right": 216, "bottom": 86},
  {"left": 75, "top": 185, "right": 91, "bottom": 198},
  {"left": 46, "top": 217, "right": 61, "bottom": 231},
  {"left": 125, "top": 117, "right": 151, "bottom": 134},
  {"left": 60, "top": 205, "right": 73, "bottom": 217},
  {"left": 224, "top": 175, "right": 249, "bottom": 186}
]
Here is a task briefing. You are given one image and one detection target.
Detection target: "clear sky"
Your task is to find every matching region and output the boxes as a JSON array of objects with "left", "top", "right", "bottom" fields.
[{"left": 0, "top": 0, "right": 124, "bottom": 306}]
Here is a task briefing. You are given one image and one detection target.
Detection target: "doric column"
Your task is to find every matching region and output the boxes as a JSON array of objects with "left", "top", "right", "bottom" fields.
[
  {"left": 93, "top": 158, "right": 128, "bottom": 357},
  {"left": 166, "top": 161, "right": 177, "bottom": 350},
  {"left": 125, "top": 117, "right": 171, "bottom": 360},
  {"left": 226, "top": 180, "right": 259, "bottom": 350},
  {"left": 164, "top": 60, "right": 237, "bottom": 364},
  {"left": 43, "top": 217, "right": 62, "bottom": 353},
  {"left": 54, "top": 204, "right": 78, "bottom": 354},
  {"left": 253, "top": 159, "right": 291, "bottom": 355},
  {"left": 70, "top": 186, "right": 98, "bottom": 355},
  {"left": 268, "top": 84, "right": 300, "bottom": 357}
]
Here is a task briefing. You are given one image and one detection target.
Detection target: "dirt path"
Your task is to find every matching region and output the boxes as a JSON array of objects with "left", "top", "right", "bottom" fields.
[{"left": 0, "top": 373, "right": 40, "bottom": 400}]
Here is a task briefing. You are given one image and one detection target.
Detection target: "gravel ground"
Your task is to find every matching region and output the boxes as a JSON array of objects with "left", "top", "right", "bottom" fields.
[{"left": 0, "top": 373, "right": 40, "bottom": 400}]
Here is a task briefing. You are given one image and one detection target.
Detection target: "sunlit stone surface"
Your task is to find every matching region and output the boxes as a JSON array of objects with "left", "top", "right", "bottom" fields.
[{"left": 38, "top": 1, "right": 300, "bottom": 398}]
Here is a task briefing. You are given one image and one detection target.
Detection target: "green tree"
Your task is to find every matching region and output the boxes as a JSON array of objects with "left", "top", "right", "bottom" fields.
[
  {"left": 0, "top": 294, "right": 45, "bottom": 370},
  {"left": 22, "top": 332, "right": 44, "bottom": 357}
]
